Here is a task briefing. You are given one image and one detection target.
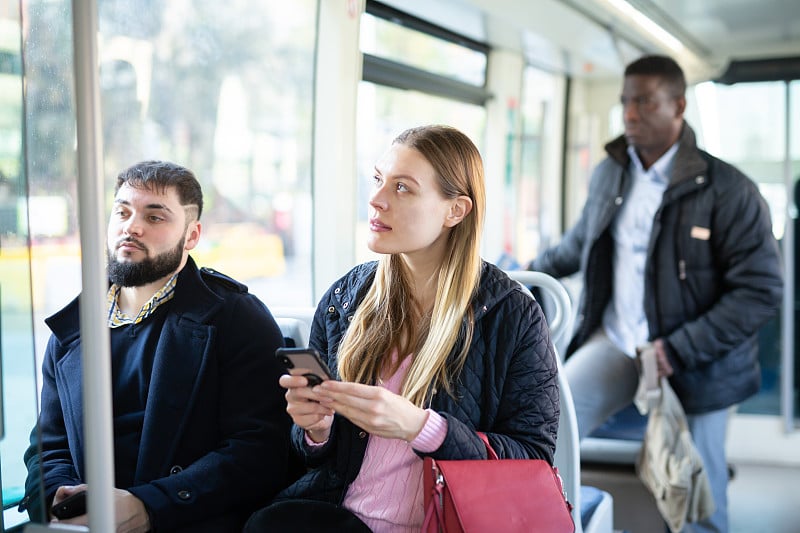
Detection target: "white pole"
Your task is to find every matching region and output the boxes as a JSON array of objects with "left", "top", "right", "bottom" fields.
[{"left": 71, "top": 1, "right": 116, "bottom": 531}]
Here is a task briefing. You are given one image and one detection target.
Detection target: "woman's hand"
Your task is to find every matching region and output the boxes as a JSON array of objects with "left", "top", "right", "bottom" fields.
[
  {"left": 313, "top": 380, "right": 428, "bottom": 441},
  {"left": 279, "top": 374, "right": 335, "bottom": 442}
]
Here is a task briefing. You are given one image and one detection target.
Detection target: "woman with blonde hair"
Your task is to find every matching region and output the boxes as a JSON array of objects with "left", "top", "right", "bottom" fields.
[{"left": 245, "top": 124, "right": 560, "bottom": 532}]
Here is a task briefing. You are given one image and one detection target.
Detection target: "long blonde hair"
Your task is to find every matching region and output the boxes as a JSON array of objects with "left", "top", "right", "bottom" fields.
[{"left": 336, "top": 125, "right": 486, "bottom": 407}]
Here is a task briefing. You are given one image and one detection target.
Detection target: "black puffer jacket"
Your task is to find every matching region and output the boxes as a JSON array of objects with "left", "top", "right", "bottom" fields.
[
  {"left": 532, "top": 123, "right": 783, "bottom": 414},
  {"left": 275, "top": 260, "right": 559, "bottom": 504}
]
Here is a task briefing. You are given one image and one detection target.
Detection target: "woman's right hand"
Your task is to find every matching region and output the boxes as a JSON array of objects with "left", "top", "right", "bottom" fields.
[{"left": 279, "top": 373, "right": 334, "bottom": 442}]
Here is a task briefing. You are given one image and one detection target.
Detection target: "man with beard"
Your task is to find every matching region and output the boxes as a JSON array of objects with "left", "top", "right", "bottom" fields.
[{"left": 21, "top": 161, "right": 295, "bottom": 532}]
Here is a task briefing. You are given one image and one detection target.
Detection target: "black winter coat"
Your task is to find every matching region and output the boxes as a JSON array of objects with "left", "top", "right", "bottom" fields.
[
  {"left": 532, "top": 123, "right": 783, "bottom": 414},
  {"left": 275, "top": 261, "right": 560, "bottom": 504}
]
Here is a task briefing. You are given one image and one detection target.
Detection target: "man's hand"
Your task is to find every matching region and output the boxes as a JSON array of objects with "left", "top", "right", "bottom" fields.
[
  {"left": 53, "top": 485, "right": 151, "bottom": 533},
  {"left": 653, "top": 338, "right": 674, "bottom": 378}
]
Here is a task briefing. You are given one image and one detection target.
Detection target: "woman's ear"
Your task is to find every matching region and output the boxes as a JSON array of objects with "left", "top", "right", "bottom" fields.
[{"left": 444, "top": 196, "right": 473, "bottom": 227}]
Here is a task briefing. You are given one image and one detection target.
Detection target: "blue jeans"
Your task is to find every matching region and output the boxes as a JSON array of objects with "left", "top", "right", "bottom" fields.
[{"left": 565, "top": 329, "right": 730, "bottom": 533}]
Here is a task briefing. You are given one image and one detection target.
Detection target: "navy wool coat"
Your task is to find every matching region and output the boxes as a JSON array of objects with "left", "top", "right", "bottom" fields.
[{"left": 23, "top": 257, "right": 294, "bottom": 532}]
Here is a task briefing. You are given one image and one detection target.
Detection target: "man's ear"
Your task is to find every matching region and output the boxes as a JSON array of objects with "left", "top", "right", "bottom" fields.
[
  {"left": 675, "top": 95, "right": 687, "bottom": 118},
  {"left": 184, "top": 221, "right": 202, "bottom": 251},
  {"left": 444, "top": 196, "right": 473, "bottom": 227}
]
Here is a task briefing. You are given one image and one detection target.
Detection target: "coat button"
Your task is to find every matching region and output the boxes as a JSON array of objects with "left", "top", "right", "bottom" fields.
[
  {"left": 347, "top": 315, "right": 354, "bottom": 322},
  {"left": 343, "top": 302, "right": 349, "bottom": 309},
  {"left": 177, "top": 490, "right": 192, "bottom": 500},
  {"left": 358, "top": 431, "right": 367, "bottom": 439},
  {"left": 334, "top": 287, "right": 341, "bottom": 294},
  {"left": 327, "top": 306, "right": 335, "bottom": 314},
  {"left": 695, "top": 176, "right": 705, "bottom": 184},
  {"left": 169, "top": 465, "right": 183, "bottom": 475},
  {"left": 614, "top": 196, "right": 623, "bottom": 205}
]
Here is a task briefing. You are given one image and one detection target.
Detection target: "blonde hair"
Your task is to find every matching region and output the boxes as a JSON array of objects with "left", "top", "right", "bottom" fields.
[{"left": 337, "top": 125, "right": 486, "bottom": 407}]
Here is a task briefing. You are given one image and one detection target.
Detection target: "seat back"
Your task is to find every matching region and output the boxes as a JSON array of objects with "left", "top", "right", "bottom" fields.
[
  {"left": 504, "top": 270, "right": 583, "bottom": 530},
  {"left": 272, "top": 306, "right": 316, "bottom": 347}
]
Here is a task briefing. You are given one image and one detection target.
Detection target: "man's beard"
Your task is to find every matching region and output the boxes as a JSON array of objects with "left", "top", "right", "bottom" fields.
[{"left": 108, "top": 237, "right": 185, "bottom": 287}]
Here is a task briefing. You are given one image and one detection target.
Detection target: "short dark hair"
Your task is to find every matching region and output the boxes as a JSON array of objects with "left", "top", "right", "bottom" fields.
[
  {"left": 625, "top": 55, "right": 686, "bottom": 97},
  {"left": 115, "top": 160, "right": 203, "bottom": 219}
]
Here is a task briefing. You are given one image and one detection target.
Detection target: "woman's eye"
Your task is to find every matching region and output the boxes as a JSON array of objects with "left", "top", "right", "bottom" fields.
[
  {"left": 396, "top": 182, "right": 408, "bottom": 192},
  {"left": 372, "top": 175, "right": 383, "bottom": 187}
]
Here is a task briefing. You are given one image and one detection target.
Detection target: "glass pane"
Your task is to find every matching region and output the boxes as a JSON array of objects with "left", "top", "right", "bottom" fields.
[
  {"left": 692, "top": 81, "right": 787, "bottom": 416},
  {"left": 516, "top": 66, "right": 565, "bottom": 262},
  {"left": 0, "top": 5, "right": 41, "bottom": 529},
  {"left": 360, "top": 12, "right": 486, "bottom": 87},
  {"left": 355, "top": 81, "right": 486, "bottom": 264},
  {"left": 15, "top": 0, "right": 317, "bottom": 526},
  {"left": 23, "top": 0, "right": 317, "bottom": 317}
]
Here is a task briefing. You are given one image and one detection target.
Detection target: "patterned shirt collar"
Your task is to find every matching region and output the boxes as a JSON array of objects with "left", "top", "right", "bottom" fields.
[{"left": 107, "top": 272, "right": 179, "bottom": 328}]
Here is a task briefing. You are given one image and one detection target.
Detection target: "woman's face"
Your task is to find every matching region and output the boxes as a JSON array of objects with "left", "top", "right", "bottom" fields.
[{"left": 367, "top": 143, "right": 463, "bottom": 262}]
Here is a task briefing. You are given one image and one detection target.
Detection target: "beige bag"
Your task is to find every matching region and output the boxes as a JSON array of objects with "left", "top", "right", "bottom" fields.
[{"left": 634, "top": 346, "right": 715, "bottom": 532}]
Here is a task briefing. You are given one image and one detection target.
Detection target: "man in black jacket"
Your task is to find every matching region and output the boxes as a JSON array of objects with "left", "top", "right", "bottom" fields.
[{"left": 529, "top": 55, "right": 782, "bottom": 533}]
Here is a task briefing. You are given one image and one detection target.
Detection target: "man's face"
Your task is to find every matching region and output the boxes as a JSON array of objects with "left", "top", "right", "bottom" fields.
[
  {"left": 621, "top": 74, "right": 685, "bottom": 166},
  {"left": 107, "top": 183, "right": 200, "bottom": 287}
]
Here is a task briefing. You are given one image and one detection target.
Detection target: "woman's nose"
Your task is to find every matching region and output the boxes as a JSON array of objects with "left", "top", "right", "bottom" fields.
[{"left": 369, "top": 187, "right": 388, "bottom": 211}]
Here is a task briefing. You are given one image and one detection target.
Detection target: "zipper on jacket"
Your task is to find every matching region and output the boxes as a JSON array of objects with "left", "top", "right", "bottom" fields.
[{"left": 678, "top": 259, "right": 686, "bottom": 280}]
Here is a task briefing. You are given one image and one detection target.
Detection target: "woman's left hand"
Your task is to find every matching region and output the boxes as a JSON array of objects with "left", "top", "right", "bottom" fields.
[{"left": 313, "top": 380, "right": 428, "bottom": 441}]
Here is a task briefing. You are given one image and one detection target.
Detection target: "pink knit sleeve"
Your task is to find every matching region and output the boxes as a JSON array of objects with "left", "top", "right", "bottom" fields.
[{"left": 410, "top": 409, "right": 448, "bottom": 453}]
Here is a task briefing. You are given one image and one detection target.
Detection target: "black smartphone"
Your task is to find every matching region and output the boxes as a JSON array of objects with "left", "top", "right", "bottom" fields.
[
  {"left": 276, "top": 347, "right": 334, "bottom": 386},
  {"left": 51, "top": 490, "right": 87, "bottom": 520}
]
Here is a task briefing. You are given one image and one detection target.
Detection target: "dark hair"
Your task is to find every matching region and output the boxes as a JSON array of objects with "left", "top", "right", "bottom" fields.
[
  {"left": 625, "top": 55, "right": 686, "bottom": 97},
  {"left": 115, "top": 160, "right": 203, "bottom": 219}
]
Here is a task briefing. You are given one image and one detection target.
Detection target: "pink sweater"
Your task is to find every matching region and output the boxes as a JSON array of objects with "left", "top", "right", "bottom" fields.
[{"left": 311, "top": 352, "right": 448, "bottom": 532}]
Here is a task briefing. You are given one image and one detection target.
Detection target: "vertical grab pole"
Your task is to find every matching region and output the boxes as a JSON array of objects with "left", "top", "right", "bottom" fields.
[
  {"left": 781, "top": 81, "right": 795, "bottom": 433},
  {"left": 71, "top": 1, "right": 116, "bottom": 531}
]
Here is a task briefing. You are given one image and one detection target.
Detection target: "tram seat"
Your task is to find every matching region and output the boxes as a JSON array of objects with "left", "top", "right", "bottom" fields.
[
  {"left": 272, "top": 307, "right": 316, "bottom": 347},
  {"left": 505, "top": 271, "right": 613, "bottom": 533},
  {"left": 581, "top": 404, "right": 647, "bottom": 464}
]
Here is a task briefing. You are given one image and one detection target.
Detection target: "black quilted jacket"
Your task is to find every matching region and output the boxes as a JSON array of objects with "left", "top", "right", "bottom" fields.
[
  {"left": 532, "top": 123, "right": 783, "bottom": 414},
  {"left": 275, "top": 260, "right": 560, "bottom": 504}
]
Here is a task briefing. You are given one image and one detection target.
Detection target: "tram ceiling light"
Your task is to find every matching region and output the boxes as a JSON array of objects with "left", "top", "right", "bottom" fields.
[{"left": 596, "top": 0, "right": 684, "bottom": 53}]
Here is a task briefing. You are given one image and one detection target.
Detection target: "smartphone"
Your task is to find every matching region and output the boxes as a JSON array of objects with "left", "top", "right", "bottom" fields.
[
  {"left": 51, "top": 490, "right": 87, "bottom": 520},
  {"left": 276, "top": 347, "right": 334, "bottom": 386}
]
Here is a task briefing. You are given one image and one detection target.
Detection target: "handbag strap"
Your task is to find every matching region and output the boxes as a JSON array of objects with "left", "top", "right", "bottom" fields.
[{"left": 477, "top": 432, "right": 499, "bottom": 460}]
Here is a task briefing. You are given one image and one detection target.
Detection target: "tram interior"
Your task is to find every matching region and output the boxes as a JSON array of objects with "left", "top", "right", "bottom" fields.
[{"left": 1, "top": 0, "right": 799, "bottom": 531}]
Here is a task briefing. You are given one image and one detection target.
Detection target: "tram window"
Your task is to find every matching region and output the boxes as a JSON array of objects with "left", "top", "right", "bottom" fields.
[
  {"left": 360, "top": 12, "right": 486, "bottom": 88},
  {"left": 516, "top": 66, "right": 566, "bottom": 261},
  {"left": 0, "top": 12, "right": 39, "bottom": 529},
  {"left": 688, "top": 80, "right": 800, "bottom": 418},
  {"left": 8, "top": 0, "right": 316, "bottom": 525},
  {"left": 21, "top": 0, "right": 317, "bottom": 314}
]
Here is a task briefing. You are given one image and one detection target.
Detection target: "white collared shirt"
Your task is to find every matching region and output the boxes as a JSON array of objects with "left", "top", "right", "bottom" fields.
[{"left": 602, "top": 143, "right": 678, "bottom": 357}]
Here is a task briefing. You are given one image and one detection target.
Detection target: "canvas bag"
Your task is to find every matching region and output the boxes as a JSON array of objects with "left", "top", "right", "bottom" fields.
[
  {"left": 635, "top": 346, "right": 716, "bottom": 532},
  {"left": 421, "top": 432, "right": 575, "bottom": 533}
]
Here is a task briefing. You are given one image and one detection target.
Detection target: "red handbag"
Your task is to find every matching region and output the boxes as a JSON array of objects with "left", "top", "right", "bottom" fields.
[{"left": 422, "top": 432, "right": 575, "bottom": 533}]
